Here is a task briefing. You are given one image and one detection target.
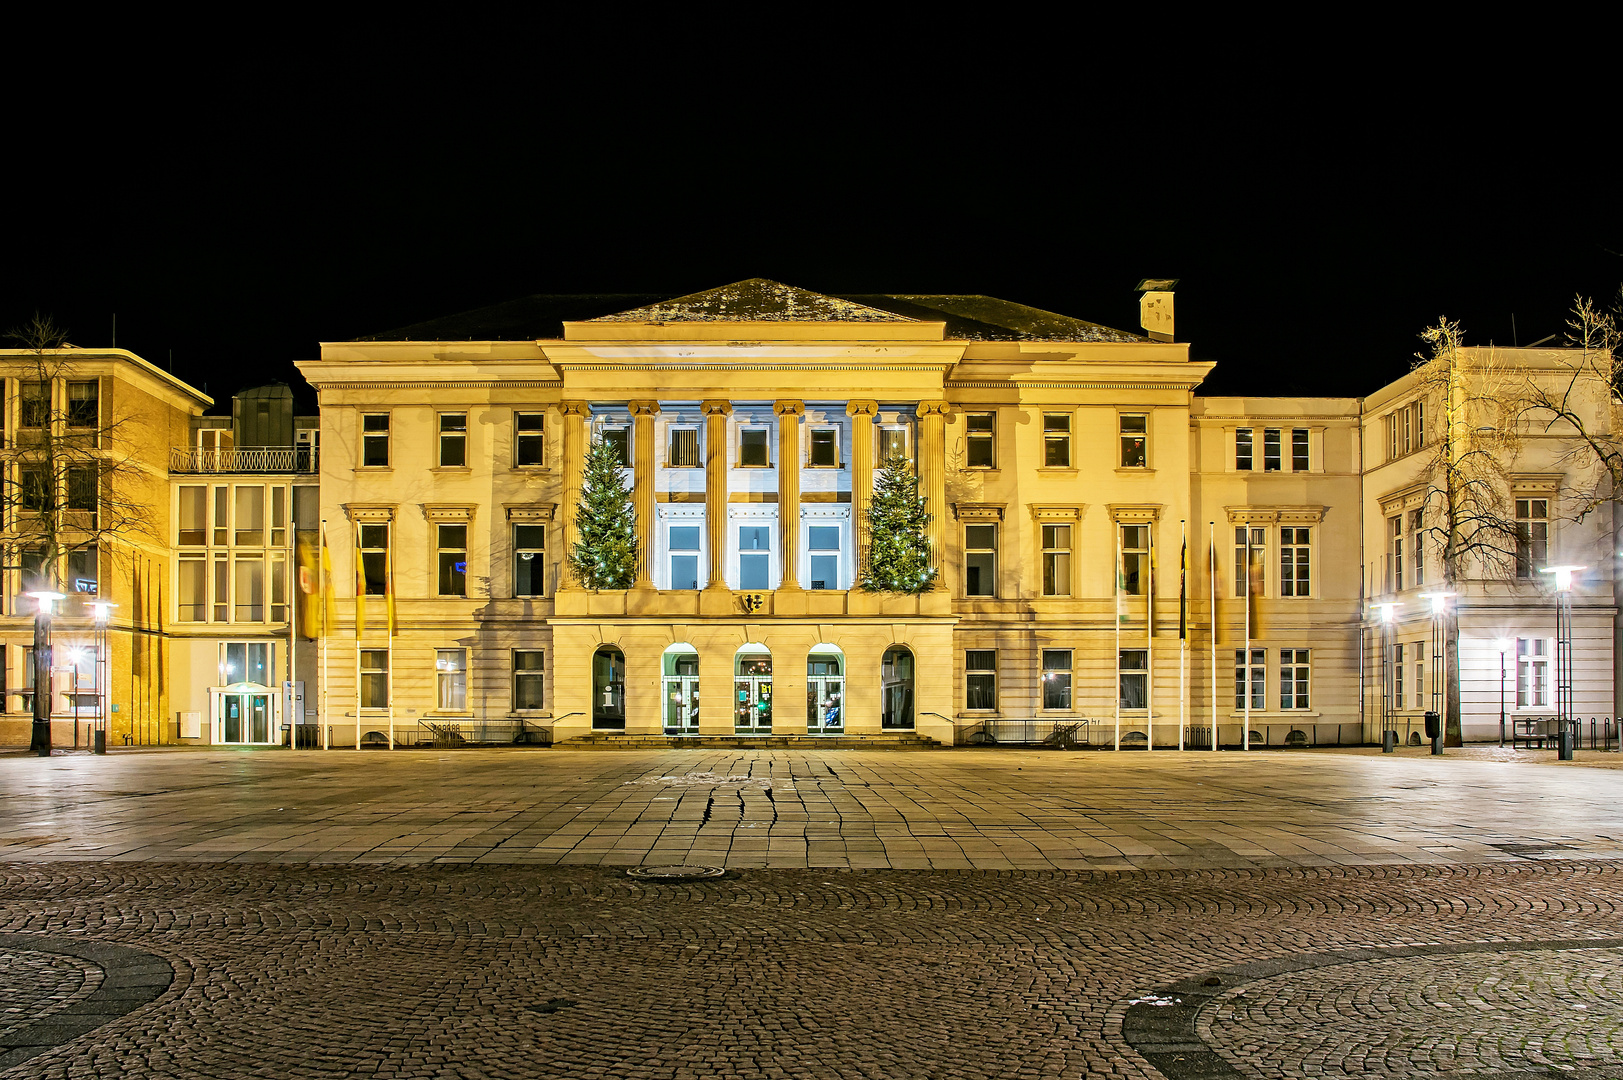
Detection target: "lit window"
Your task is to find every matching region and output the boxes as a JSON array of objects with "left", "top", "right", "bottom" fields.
[
  {"left": 20, "top": 382, "right": 48, "bottom": 428},
  {"left": 808, "top": 525, "right": 840, "bottom": 590},
  {"left": 1235, "top": 526, "right": 1265, "bottom": 597},
  {"left": 438, "top": 524, "right": 468, "bottom": 597},
  {"left": 966, "top": 413, "right": 995, "bottom": 468},
  {"left": 1410, "top": 508, "right": 1425, "bottom": 586},
  {"left": 1389, "top": 515, "right": 1404, "bottom": 591},
  {"left": 739, "top": 428, "right": 769, "bottom": 467},
  {"left": 178, "top": 557, "right": 206, "bottom": 622},
  {"left": 436, "top": 648, "right": 467, "bottom": 712},
  {"left": 1119, "top": 413, "right": 1147, "bottom": 467},
  {"left": 235, "top": 486, "right": 264, "bottom": 546},
  {"left": 68, "top": 380, "right": 98, "bottom": 427},
  {"left": 1280, "top": 527, "right": 1310, "bottom": 597},
  {"left": 222, "top": 642, "right": 270, "bottom": 685},
  {"left": 178, "top": 486, "right": 207, "bottom": 546},
  {"left": 1234, "top": 649, "right": 1265, "bottom": 710},
  {"left": 361, "top": 650, "right": 389, "bottom": 708},
  {"left": 1121, "top": 525, "right": 1149, "bottom": 595},
  {"left": 513, "top": 650, "right": 544, "bottom": 710},
  {"left": 1119, "top": 649, "right": 1148, "bottom": 709},
  {"left": 1515, "top": 498, "right": 1548, "bottom": 580},
  {"left": 513, "top": 524, "right": 545, "bottom": 598},
  {"left": 1280, "top": 649, "right": 1310, "bottom": 709},
  {"left": 878, "top": 425, "right": 908, "bottom": 464},
  {"left": 1236, "top": 427, "right": 1253, "bottom": 470},
  {"left": 233, "top": 556, "right": 264, "bottom": 621},
  {"left": 1041, "top": 649, "right": 1072, "bottom": 710},
  {"left": 964, "top": 524, "right": 997, "bottom": 597},
  {"left": 808, "top": 428, "right": 838, "bottom": 467},
  {"left": 965, "top": 650, "right": 997, "bottom": 710},
  {"left": 361, "top": 413, "right": 390, "bottom": 467},
  {"left": 668, "top": 426, "right": 700, "bottom": 468},
  {"left": 1517, "top": 638, "right": 1549, "bottom": 708},
  {"left": 669, "top": 525, "right": 701, "bottom": 591},
  {"left": 1263, "top": 428, "right": 1282, "bottom": 471},
  {"left": 514, "top": 413, "right": 544, "bottom": 467},
  {"left": 67, "top": 545, "right": 98, "bottom": 596},
  {"left": 439, "top": 414, "right": 467, "bottom": 467},
  {"left": 1042, "top": 525, "right": 1071, "bottom": 597},
  {"left": 1043, "top": 414, "right": 1071, "bottom": 467}
]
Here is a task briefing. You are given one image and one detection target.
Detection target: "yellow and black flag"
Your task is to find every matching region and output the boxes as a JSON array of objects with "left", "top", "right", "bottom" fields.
[
  {"left": 1179, "top": 527, "right": 1188, "bottom": 641},
  {"left": 296, "top": 530, "right": 337, "bottom": 639}
]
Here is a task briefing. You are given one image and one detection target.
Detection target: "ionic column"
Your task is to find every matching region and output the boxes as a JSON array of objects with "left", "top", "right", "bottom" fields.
[
  {"left": 774, "top": 400, "right": 805, "bottom": 591},
  {"left": 916, "top": 401, "right": 950, "bottom": 588},
  {"left": 847, "top": 400, "right": 877, "bottom": 581},
  {"left": 629, "top": 401, "right": 660, "bottom": 590},
  {"left": 701, "top": 400, "right": 733, "bottom": 592},
  {"left": 559, "top": 401, "right": 589, "bottom": 584}
]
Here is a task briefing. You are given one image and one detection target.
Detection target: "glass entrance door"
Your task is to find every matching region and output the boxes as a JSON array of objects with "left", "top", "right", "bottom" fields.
[
  {"left": 664, "top": 677, "right": 699, "bottom": 734},
  {"left": 807, "top": 654, "right": 844, "bottom": 734},
  {"left": 220, "top": 693, "right": 272, "bottom": 744},
  {"left": 734, "top": 656, "right": 773, "bottom": 733}
]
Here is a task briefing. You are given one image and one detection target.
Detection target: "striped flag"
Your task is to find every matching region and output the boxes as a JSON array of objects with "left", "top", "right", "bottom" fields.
[{"left": 1179, "top": 529, "right": 1188, "bottom": 641}]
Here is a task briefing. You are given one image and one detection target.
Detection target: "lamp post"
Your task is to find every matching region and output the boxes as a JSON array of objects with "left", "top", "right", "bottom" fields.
[
  {"left": 1418, "top": 592, "right": 1455, "bottom": 755},
  {"left": 1539, "top": 566, "right": 1585, "bottom": 760},
  {"left": 90, "top": 602, "right": 116, "bottom": 755},
  {"left": 26, "top": 591, "right": 66, "bottom": 758},
  {"left": 1372, "top": 602, "right": 1401, "bottom": 747},
  {"left": 1495, "top": 637, "right": 1512, "bottom": 748}
]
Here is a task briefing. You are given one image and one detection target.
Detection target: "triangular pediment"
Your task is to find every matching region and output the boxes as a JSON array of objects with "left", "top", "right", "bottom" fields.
[{"left": 591, "top": 279, "right": 917, "bottom": 325}]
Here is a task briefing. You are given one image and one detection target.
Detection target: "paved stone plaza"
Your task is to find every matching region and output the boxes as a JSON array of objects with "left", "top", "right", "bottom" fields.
[{"left": 3, "top": 746, "right": 1623, "bottom": 1077}]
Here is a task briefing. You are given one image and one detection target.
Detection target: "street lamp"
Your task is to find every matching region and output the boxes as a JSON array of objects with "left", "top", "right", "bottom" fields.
[
  {"left": 1539, "top": 566, "right": 1585, "bottom": 760},
  {"left": 1418, "top": 592, "right": 1455, "bottom": 755},
  {"left": 1371, "top": 602, "right": 1401, "bottom": 748},
  {"left": 25, "top": 591, "right": 65, "bottom": 758},
  {"left": 1494, "top": 637, "right": 1512, "bottom": 748},
  {"left": 90, "top": 602, "right": 116, "bottom": 755}
]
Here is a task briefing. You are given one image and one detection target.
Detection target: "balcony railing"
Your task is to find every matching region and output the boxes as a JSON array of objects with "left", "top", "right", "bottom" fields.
[{"left": 170, "top": 446, "right": 319, "bottom": 474}]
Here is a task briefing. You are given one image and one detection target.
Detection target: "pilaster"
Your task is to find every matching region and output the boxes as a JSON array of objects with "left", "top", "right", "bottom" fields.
[
  {"left": 916, "top": 400, "right": 950, "bottom": 588},
  {"left": 774, "top": 400, "right": 805, "bottom": 593},
  {"left": 629, "top": 400, "right": 660, "bottom": 590},
  {"left": 847, "top": 400, "right": 878, "bottom": 582},
  {"left": 559, "top": 401, "right": 589, "bottom": 586},
  {"left": 701, "top": 400, "right": 733, "bottom": 614}
]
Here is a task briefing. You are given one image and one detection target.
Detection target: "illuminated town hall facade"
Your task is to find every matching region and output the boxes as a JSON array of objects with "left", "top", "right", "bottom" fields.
[{"left": 3, "top": 280, "right": 1616, "bottom": 750}]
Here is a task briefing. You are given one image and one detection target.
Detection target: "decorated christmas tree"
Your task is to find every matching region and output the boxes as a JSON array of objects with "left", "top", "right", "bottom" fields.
[
  {"left": 859, "top": 453, "right": 936, "bottom": 593},
  {"left": 567, "top": 435, "right": 637, "bottom": 589}
]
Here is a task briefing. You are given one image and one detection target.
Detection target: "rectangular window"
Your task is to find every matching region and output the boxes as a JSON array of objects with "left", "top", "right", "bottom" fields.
[
  {"left": 436, "top": 648, "right": 467, "bottom": 712},
  {"left": 20, "top": 382, "right": 48, "bottom": 428},
  {"left": 361, "top": 649, "right": 389, "bottom": 708},
  {"left": 1235, "top": 526, "right": 1266, "bottom": 596},
  {"left": 293, "top": 486, "right": 319, "bottom": 531},
  {"left": 669, "top": 525, "right": 701, "bottom": 591},
  {"left": 1409, "top": 508, "right": 1425, "bottom": 586},
  {"left": 514, "top": 524, "right": 545, "bottom": 597},
  {"left": 1515, "top": 498, "right": 1548, "bottom": 580},
  {"left": 20, "top": 467, "right": 48, "bottom": 512},
  {"left": 965, "top": 650, "right": 997, "bottom": 710},
  {"left": 513, "top": 650, "right": 544, "bottom": 710},
  {"left": 964, "top": 524, "right": 997, "bottom": 597},
  {"left": 1280, "top": 527, "right": 1310, "bottom": 597},
  {"left": 1042, "top": 524, "right": 1072, "bottom": 597},
  {"left": 438, "top": 413, "right": 467, "bottom": 467},
  {"left": 668, "top": 426, "right": 700, "bottom": 468},
  {"left": 1236, "top": 427, "right": 1254, "bottom": 470},
  {"left": 67, "top": 380, "right": 98, "bottom": 427},
  {"left": 1413, "top": 401, "right": 1424, "bottom": 448},
  {"left": 966, "top": 413, "right": 995, "bottom": 468},
  {"left": 1393, "top": 643, "right": 1405, "bottom": 706},
  {"left": 1119, "top": 413, "right": 1147, "bottom": 468},
  {"left": 178, "top": 486, "right": 207, "bottom": 545},
  {"left": 270, "top": 550, "right": 287, "bottom": 623},
  {"left": 19, "top": 549, "right": 47, "bottom": 594},
  {"left": 361, "top": 413, "right": 390, "bottom": 467},
  {"left": 1043, "top": 413, "right": 1071, "bottom": 467},
  {"left": 1041, "top": 649, "right": 1072, "bottom": 710},
  {"left": 878, "top": 425, "right": 908, "bottom": 464},
  {"left": 438, "top": 524, "right": 468, "bottom": 597},
  {"left": 1292, "top": 428, "right": 1310, "bottom": 471},
  {"left": 1121, "top": 525, "right": 1149, "bottom": 595},
  {"left": 1389, "top": 515, "right": 1404, "bottom": 591},
  {"left": 360, "top": 524, "right": 389, "bottom": 596},
  {"left": 67, "top": 545, "right": 97, "bottom": 594},
  {"left": 234, "top": 556, "right": 264, "bottom": 621},
  {"left": 213, "top": 556, "right": 228, "bottom": 621},
  {"left": 178, "top": 557, "right": 206, "bottom": 621},
  {"left": 1263, "top": 428, "right": 1282, "bottom": 471},
  {"left": 738, "top": 526, "right": 770, "bottom": 590},
  {"left": 222, "top": 642, "right": 270, "bottom": 685},
  {"left": 1119, "top": 649, "right": 1148, "bottom": 709},
  {"left": 213, "top": 486, "right": 229, "bottom": 545},
  {"left": 1517, "top": 638, "right": 1549, "bottom": 708},
  {"left": 808, "top": 525, "right": 839, "bottom": 590},
  {"left": 600, "top": 426, "right": 630, "bottom": 467},
  {"left": 66, "top": 466, "right": 96, "bottom": 517},
  {"left": 514, "top": 413, "right": 545, "bottom": 467},
  {"left": 1280, "top": 649, "right": 1310, "bottom": 709},
  {"left": 269, "top": 486, "right": 288, "bottom": 548},
  {"left": 234, "top": 486, "right": 264, "bottom": 546},
  {"left": 1415, "top": 653, "right": 1425, "bottom": 711},
  {"left": 739, "top": 427, "right": 769, "bottom": 467},
  {"left": 808, "top": 427, "right": 838, "bottom": 467},
  {"left": 1235, "top": 648, "right": 1265, "bottom": 710}
]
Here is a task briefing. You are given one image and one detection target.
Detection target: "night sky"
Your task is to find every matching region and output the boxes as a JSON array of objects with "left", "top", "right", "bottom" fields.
[{"left": 6, "top": 55, "right": 1617, "bottom": 414}]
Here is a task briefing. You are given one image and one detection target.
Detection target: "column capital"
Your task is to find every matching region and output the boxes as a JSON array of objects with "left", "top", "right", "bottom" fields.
[
  {"left": 701, "top": 400, "right": 734, "bottom": 417},
  {"left": 559, "top": 400, "right": 591, "bottom": 417},
  {"left": 846, "top": 399, "right": 879, "bottom": 418},
  {"left": 628, "top": 400, "right": 661, "bottom": 417},
  {"left": 772, "top": 400, "right": 805, "bottom": 417},
  {"left": 916, "top": 400, "right": 952, "bottom": 419}
]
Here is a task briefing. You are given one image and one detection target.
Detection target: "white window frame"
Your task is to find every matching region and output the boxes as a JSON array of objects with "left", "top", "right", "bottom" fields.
[
  {"left": 438, "top": 412, "right": 468, "bottom": 468},
  {"left": 513, "top": 412, "right": 545, "bottom": 468},
  {"left": 1041, "top": 524, "right": 1072, "bottom": 597},
  {"left": 964, "top": 522, "right": 997, "bottom": 598},
  {"left": 730, "top": 512, "right": 777, "bottom": 591},
  {"left": 803, "top": 516, "right": 845, "bottom": 591},
  {"left": 667, "top": 521, "right": 704, "bottom": 591},
  {"left": 1515, "top": 497, "right": 1549, "bottom": 581},
  {"left": 1118, "top": 412, "right": 1148, "bottom": 468},
  {"left": 1042, "top": 413, "right": 1071, "bottom": 468},
  {"left": 1235, "top": 648, "right": 1265, "bottom": 710},
  {"left": 1280, "top": 526, "right": 1310, "bottom": 598},
  {"left": 806, "top": 425, "right": 840, "bottom": 469},
  {"left": 965, "top": 412, "right": 996, "bottom": 469},
  {"left": 667, "top": 424, "right": 702, "bottom": 469},
  {"left": 737, "top": 425, "right": 771, "bottom": 468},
  {"left": 1516, "top": 637, "right": 1550, "bottom": 709},
  {"left": 1280, "top": 649, "right": 1310, "bottom": 710},
  {"left": 513, "top": 650, "right": 545, "bottom": 711},
  {"left": 360, "top": 412, "right": 390, "bottom": 468},
  {"left": 1236, "top": 427, "right": 1254, "bottom": 470},
  {"left": 512, "top": 522, "right": 546, "bottom": 598},
  {"left": 436, "top": 648, "right": 468, "bottom": 713}
]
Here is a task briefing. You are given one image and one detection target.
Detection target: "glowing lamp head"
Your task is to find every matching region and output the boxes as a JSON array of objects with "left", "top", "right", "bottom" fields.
[
  {"left": 1371, "top": 601, "right": 1400, "bottom": 624},
  {"left": 1540, "top": 565, "right": 1586, "bottom": 592},
  {"left": 27, "top": 590, "right": 66, "bottom": 614},
  {"left": 90, "top": 601, "right": 116, "bottom": 624},
  {"left": 1418, "top": 591, "right": 1455, "bottom": 615}
]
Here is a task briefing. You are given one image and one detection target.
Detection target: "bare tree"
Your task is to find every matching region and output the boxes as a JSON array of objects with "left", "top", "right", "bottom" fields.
[{"left": 3, "top": 315, "right": 157, "bottom": 755}]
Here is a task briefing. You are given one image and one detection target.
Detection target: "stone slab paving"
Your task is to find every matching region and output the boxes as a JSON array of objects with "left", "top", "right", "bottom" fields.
[{"left": 2, "top": 745, "right": 1622, "bottom": 870}]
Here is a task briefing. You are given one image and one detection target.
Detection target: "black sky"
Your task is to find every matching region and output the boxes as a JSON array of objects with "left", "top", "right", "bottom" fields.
[{"left": 6, "top": 38, "right": 1618, "bottom": 413}]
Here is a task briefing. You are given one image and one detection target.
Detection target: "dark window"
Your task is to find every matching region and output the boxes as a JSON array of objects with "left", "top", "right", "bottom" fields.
[
  {"left": 668, "top": 427, "right": 699, "bottom": 468},
  {"left": 438, "top": 524, "right": 468, "bottom": 597},
  {"left": 514, "top": 413, "right": 544, "bottom": 466},
  {"left": 361, "top": 414, "right": 390, "bottom": 467},
  {"left": 361, "top": 649, "right": 389, "bottom": 708},
  {"left": 1280, "top": 649, "right": 1310, "bottom": 710},
  {"left": 1236, "top": 428, "right": 1253, "bottom": 470},
  {"left": 1119, "top": 649, "right": 1148, "bottom": 709},
  {"left": 1280, "top": 527, "right": 1310, "bottom": 597},
  {"left": 20, "top": 467, "right": 49, "bottom": 512},
  {"left": 966, "top": 414, "right": 994, "bottom": 468},
  {"left": 809, "top": 428, "right": 837, "bottom": 467},
  {"left": 1119, "top": 414, "right": 1147, "bottom": 467},
  {"left": 513, "top": 651, "right": 544, "bottom": 710},
  {"left": 68, "top": 546, "right": 97, "bottom": 595},
  {"left": 513, "top": 524, "right": 545, "bottom": 597},
  {"left": 965, "top": 524, "right": 996, "bottom": 597},
  {"left": 1235, "top": 649, "right": 1265, "bottom": 710},
  {"left": 739, "top": 428, "right": 769, "bottom": 467},
  {"left": 1292, "top": 428, "right": 1309, "bottom": 471},
  {"left": 1041, "top": 649, "right": 1072, "bottom": 710},
  {"left": 1263, "top": 428, "right": 1281, "bottom": 471},
  {"left": 20, "top": 382, "right": 48, "bottom": 428},
  {"left": 965, "top": 650, "right": 996, "bottom": 710},
  {"left": 360, "top": 524, "right": 388, "bottom": 595},
  {"left": 1043, "top": 414, "right": 1071, "bottom": 467},
  {"left": 1515, "top": 498, "right": 1548, "bottom": 580},
  {"left": 67, "top": 381, "right": 98, "bottom": 427},
  {"left": 439, "top": 414, "right": 467, "bottom": 467},
  {"left": 1120, "top": 525, "right": 1148, "bottom": 595},
  {"left": 601, "top": 427, "right": 630, "bottom": 467}
]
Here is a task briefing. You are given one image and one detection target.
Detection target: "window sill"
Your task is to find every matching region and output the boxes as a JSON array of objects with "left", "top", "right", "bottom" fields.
[
  {"left": 1037, "top": 467, "right": 1077, "bottom": 475},
  {"left": 355, "top": 466, "right": 394, "bottom": 473},
  {"left": 431, "top": 466, "right": 472, "bottom": 474},
  {"left": 805, "top": 463, "right": 842, "bottom": 470},
  {"left": 513, "top": 463, "right": 552, "bottom": 471},
  {"left": 963, "top": 466, "right": 1000, "bottom": 475},
  {"left": 735, "top": 464, "right": 774, "bottom": 470},
  {"left": 1115, "top": 466, "right": 1155, "bottom": 475},
  {"left": 664, "top": 465, "right": 703, "bottom": 471}
]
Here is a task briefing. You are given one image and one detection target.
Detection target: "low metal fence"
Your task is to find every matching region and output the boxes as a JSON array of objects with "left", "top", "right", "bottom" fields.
[
  {"left": 956, "top": 718, "right": 1092, "bottom": 747},
  {"left": 1512, "top": 716, "right": 1617, "bottom": 751},
  {"left": 411, "top": 719, "right": 552, "bottom": 748}
]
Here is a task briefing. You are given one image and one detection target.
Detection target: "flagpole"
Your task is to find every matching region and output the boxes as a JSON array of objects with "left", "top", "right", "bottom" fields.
[
  {"left": 320, "top": 522, "right": 329, "bottom": 752},
  {"left": 355, "top": 523, "right": 363, "bottom": 753},
  {"left": 1146, "top": 524, "right": 1154, "bottom": 752},
  {"left": 386, "top": 532, "right": 396, "bottom": 752},
  {"left": 1114, "top": 525, "right": 1122, "bottom": 752},
  {"left": 1243, "top": 526, "right": 1252, "bottom": 752},
  {"left": 1179, "top": 519, "right": 1186, "bottom": 752},
  {"left": 1209, "top": 521, "right": 1217, "bottom": 752}
]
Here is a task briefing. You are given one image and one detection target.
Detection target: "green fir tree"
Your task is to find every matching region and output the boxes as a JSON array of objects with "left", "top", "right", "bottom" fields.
[
  {"left": 859, "top": 453, "right": 936, "bottom": 593},
  {"left": 567, "top": 435, "right": 637, "bottom": 589}
]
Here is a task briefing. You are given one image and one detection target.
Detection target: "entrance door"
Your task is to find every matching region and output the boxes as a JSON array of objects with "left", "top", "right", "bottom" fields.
[
  {"left": 807, "top": 655, "right": 844, "bottom": 734},
  {"left": 734, "top": 656, "right": 773, "bottom": 733},
  {"left": 220, "top": 693, "right": 272, "bottom": 744},
  {"left": 222, "top": 694, "right": 243, "bottom": 743},
  {"left": 664, "top": 675, "right": 699, "bottom": 734}
]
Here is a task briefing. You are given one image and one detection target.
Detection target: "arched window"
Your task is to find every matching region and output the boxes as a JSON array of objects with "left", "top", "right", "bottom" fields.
[
  {"left": 881, "top": 646, "right": 914, "bottom": 730},
  {"left": 662, "top": 643, "right": 699, "bottom": 735},
  {"left": 592, "top": 646, "right": 625, "bottom": 730},
  {"left": 807, "top": 646, "right": 844, "bottom": 734}
]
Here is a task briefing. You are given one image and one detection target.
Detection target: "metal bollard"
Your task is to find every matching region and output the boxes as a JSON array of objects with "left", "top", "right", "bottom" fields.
[
  {"left": 93, "top": 730, "right": 106, "bottom": 755},
  {"left": 1383, "top": 730, "right": 1396, "bottom": 753},
  {"left": 1560, "top": 727, "right": 1575, "bottom": 761}
]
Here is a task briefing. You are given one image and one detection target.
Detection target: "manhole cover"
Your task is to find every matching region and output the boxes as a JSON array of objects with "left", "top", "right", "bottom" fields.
[{"left": 626, "top": 864, "right": 725, "bottom": 881}]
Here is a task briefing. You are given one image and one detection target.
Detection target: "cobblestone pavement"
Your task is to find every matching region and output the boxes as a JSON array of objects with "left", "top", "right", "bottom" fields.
[
  {"left": 2, "top": 861, "right": 1623, "bottom": 1078},
  {"left": 3, "top": 745, "right": 1622, "bottom": 870}
]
